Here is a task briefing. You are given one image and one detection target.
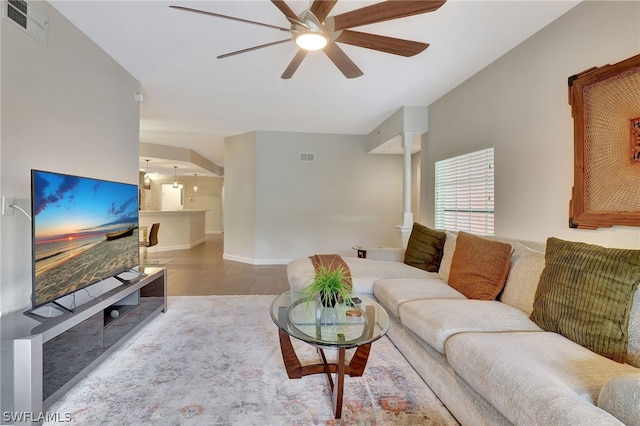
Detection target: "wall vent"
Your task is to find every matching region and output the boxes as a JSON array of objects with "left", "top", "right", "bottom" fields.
[
  {"left": 5, "top": 0, "right": 48, "bottom": 46},
  {"left": 299, "top": 152, "right": 316, "bottom": 162}
]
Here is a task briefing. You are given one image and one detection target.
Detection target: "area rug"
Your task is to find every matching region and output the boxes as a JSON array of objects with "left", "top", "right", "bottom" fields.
[{"left": 45, "top": 296, "right": 459, "bottom": 425}]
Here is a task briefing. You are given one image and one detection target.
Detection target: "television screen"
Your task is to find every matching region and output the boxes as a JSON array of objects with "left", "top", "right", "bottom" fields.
[{"left": 31, "top": 170, "right": 140, "bottom": 308}]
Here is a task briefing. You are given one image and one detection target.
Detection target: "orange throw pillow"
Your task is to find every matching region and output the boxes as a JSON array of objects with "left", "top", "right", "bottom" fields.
[{"left": 448, "top": 232, "right": 512, "bottom": 300}]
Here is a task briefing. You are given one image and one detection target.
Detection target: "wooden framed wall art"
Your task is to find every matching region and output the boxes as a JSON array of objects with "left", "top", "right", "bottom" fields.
[{"left": 568, "top": 53, "right": 640, "bottom": 229}]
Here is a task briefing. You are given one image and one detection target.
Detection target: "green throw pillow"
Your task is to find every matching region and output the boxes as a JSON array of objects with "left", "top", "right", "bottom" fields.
[
  {"left": 404, "top": 223, "right": 446, "bottom": 272},
  {"left": 530, "top": 237, "right": 640, "bottom": 363}
]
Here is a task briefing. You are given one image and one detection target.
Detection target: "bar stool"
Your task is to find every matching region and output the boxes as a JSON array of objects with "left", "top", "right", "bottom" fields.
[{"left": 139, "top": 223, "right": 160, "bottom": 264}]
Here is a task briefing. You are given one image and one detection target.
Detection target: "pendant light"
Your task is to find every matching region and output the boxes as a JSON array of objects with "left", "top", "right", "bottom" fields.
[
  {"left": 172, "top": 166, "right": 178, "bottom": 188},
  {"left": 193, "top": 174, "right": 198, "bottom": 193},
  {"left": 143, "top": 160, "right": 151, "bottom": 189}
]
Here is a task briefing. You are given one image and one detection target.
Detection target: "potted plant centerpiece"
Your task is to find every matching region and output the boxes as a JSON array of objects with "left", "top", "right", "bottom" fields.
[{"left": 302, "top": 263, "right": 354, "bottom": 309}]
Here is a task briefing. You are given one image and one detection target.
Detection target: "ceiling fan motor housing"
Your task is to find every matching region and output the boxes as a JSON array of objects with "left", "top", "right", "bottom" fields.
[{"left": 292, "top": 10, "right": 328, "bottom": 51}]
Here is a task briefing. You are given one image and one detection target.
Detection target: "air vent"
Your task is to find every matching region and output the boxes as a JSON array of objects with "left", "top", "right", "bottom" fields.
[
  {"left": 299, "top": 152, "right": 316, "bottom": 162},
  {"left": 6, "top": 0, "right": 48, "bottom": 46}
]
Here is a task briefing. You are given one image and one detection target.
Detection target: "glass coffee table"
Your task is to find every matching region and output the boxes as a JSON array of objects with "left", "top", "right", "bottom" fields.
[{"left": 270, "top": 291, "right": 390, "bottom": 419}]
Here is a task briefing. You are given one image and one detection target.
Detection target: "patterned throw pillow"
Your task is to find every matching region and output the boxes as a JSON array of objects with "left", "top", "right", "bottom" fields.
[
  {"left": 403, "top": 223, "right": 446, "bottom": 272},
  {"left": 530, "top": 237, "right": 640, "bottom": 363},
  {"left": 448, "top": 232, "right": 512, "bottom": 300}
]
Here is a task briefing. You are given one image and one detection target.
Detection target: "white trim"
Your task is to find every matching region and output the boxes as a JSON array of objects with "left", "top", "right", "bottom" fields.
[
  {"left": 254, "top": 258, "right": 292, "bottom": 265},
  {"left": 222, "top": 253, "right": 292, "bottom": 265},
  {"left": 222, "top": 254, "right": 254, "bottom": 264},
  {"left": 154, "top": 238, "right": 206, "bottom": 252}
]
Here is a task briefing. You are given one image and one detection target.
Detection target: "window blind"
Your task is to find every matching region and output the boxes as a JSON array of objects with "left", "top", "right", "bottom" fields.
[{"left": 435, "top": 147, "right": 494, "bottom": 235}]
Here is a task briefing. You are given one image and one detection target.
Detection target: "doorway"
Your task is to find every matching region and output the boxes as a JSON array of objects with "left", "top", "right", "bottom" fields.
[{"left": 161, "top": 184, "right": 184, "bottom": 210}]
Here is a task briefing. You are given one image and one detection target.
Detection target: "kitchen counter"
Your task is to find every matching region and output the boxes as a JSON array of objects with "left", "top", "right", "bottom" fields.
[{"left": 139, "top": 210, "right": 207, "bottom": 251}]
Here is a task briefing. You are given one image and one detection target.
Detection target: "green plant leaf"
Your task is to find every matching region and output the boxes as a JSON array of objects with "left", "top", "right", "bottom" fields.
[{"left": 302, "top": 264, "right": 353, "bottom": 307}]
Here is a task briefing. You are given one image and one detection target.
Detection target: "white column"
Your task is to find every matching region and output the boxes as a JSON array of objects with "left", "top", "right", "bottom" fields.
[{"left": 396, "top": 132, "right": 414, "bottom": 247}]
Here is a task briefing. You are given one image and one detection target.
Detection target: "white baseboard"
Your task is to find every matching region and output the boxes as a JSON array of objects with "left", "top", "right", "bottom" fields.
[
  {"left": 253, "top": 258, "right": 291, "bottom": 265},
  {"left": 222, "top": 253, "right": 292, "bottom": 265},
  {"left": 222, "top": 254, "right": 254, "bottom": 264},
  {"left": 154, "top": 239, "right": 205, "bottom": 252}
]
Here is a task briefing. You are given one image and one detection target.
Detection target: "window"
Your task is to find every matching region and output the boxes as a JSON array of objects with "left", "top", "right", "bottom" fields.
[{"left": 435, "top": 147, "right": 494, "bottom": 235}]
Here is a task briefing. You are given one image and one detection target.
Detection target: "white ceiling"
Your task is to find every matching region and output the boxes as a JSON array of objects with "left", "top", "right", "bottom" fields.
[{"left": 49, "top": 0, "right": 580, "bottom": 172}]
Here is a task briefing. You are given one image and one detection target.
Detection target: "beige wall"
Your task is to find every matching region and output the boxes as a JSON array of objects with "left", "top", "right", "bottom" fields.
[
  {"left": 224, "top": 132, "right": 257, "bottom": 262},
  {"left": 421, "top": 0, "right": 640, "bottom": 249},
  {"left": 0, "top": 6, "right": 4, "bottom": 417},
  {"left": 184, "top": 176, "right": 223, "bottom": 234},
  {"left": 1, "top": 2, "right": 140, "bottom": 413},
  {"left": 1, "top": 2, "right": 141, "bottom": 315},
  {"left": 224, "top": 131, "right": 404, "bottom": 264}
]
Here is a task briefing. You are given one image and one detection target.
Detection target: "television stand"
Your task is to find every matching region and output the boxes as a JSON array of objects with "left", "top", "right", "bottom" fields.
[
  {"left": 114, "top": 269, "right": 146, "bottom": 285},
  {"left": 6, "top": 267, "right": 167, "bottom": 425},
  {"left": 24, "top": 301, "right": 71, "bottom": 320}
]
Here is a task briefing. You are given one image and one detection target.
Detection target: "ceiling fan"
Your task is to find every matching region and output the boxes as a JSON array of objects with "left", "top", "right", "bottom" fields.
[{"left": 169, "top": 0, "right": 446, "bottom": 79}]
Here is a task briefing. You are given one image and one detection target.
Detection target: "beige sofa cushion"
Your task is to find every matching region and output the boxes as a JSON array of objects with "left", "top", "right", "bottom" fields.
[
  {"left": 287, "top": 256, "right": 432, "bottom": 295},
  {"left": 597, "top": 373, "right": 640, "bottom": 426},
  {"left": 437, "top": 230, "right": 457, "bottom": 282},
  {"left": 628, "top": 289, "right": 640, "bottom": 367},
  {"left": 399, "top": 299, "right": 541, "bottom": 353},
  {"left": 373, "top": 278, "right": 465, "bottom": 318},
  {"left": 500, "top": 242, "right": 545, "bottom": 314},
  {"left": 446, "top": 331, "right": 638, "bottom": 425}
]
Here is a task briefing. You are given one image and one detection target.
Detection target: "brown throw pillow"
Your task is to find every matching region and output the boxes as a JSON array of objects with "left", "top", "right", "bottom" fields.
[
  {"left": 448, "top": 232, "right": 512, "bottom": 300},
  {"left": 530, "top": 237, "right": 640, "bottom": 363},
  {"left": 403, "top": 223, "right": 446, "bottom": 272}
]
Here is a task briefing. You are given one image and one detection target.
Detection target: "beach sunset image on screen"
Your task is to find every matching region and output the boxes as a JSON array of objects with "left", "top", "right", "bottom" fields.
[{"left": 31, "top": 170, "right": 139, "bottom": 307}]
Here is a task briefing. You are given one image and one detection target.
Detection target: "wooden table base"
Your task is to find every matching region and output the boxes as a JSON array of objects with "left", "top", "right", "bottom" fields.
[
  {"left": 278, "top": 328, "right": 371, "bottom": 419},
  {"left": 276, "top": 306, "right": 374, "bottom": 419}
]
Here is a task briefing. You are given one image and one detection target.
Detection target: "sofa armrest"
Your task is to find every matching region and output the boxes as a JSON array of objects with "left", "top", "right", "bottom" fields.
[{"left": 597, "top": 373, "right": 640, "bottom": 426}]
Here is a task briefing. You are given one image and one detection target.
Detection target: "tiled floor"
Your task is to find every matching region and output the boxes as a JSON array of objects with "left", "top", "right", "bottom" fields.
[{"left": 155, "top": 234, "right": 290, "bottom": 296}]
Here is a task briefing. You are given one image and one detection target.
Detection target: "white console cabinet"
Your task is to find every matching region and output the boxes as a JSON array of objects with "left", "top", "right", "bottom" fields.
[{"left": 2, "top": 267, "right": 166, "bottom": 425}]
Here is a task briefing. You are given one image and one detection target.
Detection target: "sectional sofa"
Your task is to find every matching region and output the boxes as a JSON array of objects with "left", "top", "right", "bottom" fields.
[{"left": 286, "top": 226, "right": 640, "bottom": 425}]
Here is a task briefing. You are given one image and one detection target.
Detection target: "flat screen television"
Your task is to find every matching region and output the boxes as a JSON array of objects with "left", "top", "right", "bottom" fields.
[{"left": 30, "top": 169, "right": 140, "bottom": 310}]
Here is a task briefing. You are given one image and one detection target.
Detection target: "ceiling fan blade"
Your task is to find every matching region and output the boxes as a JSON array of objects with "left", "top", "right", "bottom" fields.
[
  {"left": 217, "top": 39, "right": 292, "bottom": 59},
  {"left": 271, "top": 0, "right": 299, "bottom": 21},
  {"left": 332, "top": 0, "right": 447, "bottom": 31},
  {"left": 323, "top": 43, "right": 363, "bottom": 79},
  {"left": 281, "top": 50, "right": 308, "bottom": 79},
  {"left": 169, "top": 5, "right": 291, "bottom": 32},
  {"left": 335, "top": 30, "right": 429, "bottom": 57},
  {"left": 310, "top": 0, "right": 338, "bottom": 22}
]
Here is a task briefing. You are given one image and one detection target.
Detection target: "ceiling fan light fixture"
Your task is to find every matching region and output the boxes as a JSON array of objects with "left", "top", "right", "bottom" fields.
[
  {"left": 171, "top": 1, "right": 446, "bottom": 79},
  {"left": 295, "top": 32, "right": 327, "bottom": 51}
]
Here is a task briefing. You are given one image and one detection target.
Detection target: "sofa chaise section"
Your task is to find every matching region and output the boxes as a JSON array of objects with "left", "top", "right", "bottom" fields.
[{"left": 286, "top": 226, "right": 640, "bottom": 425}]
